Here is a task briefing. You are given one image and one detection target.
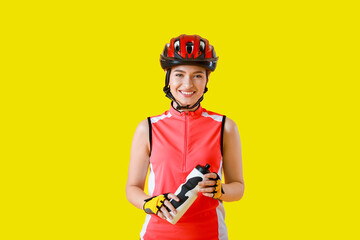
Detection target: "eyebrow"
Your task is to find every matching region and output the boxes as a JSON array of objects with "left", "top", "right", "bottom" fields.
[{"left": 173, "top": 70, "right": 205, "bottom": 74}]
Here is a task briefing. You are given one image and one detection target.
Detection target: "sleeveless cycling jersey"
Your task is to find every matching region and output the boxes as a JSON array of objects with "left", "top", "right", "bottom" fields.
[{"left": 140, "top": 104, "right": 228, "bottom": 240}]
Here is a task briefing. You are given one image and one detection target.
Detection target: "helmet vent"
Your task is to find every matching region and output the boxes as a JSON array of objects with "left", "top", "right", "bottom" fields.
[
  {"left": 174, "top": 40, "right": 180, "bottom": 52},
  {"left": 186, "top": 42, "right": 193, "bottom": 54},
  {"left": 199, "top": 40, "right": 205, "bottom": 52}
]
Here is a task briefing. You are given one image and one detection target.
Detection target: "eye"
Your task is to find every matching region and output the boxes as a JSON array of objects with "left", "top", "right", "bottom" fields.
[
  {"left": 174, "top": 40, "right": 180, "bottom": 52},
  {"left": 199, "top": 40, "right": 205, "bottom": 52},
  {"left": 175, "top": 73, "right": 183, "bottom": 77},
  {"left": 194, "top": 74, "right": 203, "bottom": 78}
]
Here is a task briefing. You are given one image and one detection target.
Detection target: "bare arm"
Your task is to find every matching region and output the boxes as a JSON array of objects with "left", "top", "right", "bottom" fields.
[
  {"left": 198, "top": 117, "right": 245, "bottom": 202},
  {"left": 221, "top": 117, "right": 245, "bottom": 201},
  {"left": 125, "top": 119, "right": 180, "bottom": 219},
  {"left": 125, "top": 119, "right": 151, "bottom": 209}
]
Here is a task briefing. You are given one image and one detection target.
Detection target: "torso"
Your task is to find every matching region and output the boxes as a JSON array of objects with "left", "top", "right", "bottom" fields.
[{"left": 140, "top": 105, "right": 228, "bottom": 240}]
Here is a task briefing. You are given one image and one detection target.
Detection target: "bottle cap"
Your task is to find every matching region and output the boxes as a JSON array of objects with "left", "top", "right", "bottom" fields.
[{"left": 196, "top": 164, "right": 211, "bottom": 174}]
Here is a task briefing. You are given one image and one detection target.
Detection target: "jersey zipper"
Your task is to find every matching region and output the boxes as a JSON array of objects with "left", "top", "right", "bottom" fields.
[{"left": 183, "top": 112, "right": 188, "bottom": 171}]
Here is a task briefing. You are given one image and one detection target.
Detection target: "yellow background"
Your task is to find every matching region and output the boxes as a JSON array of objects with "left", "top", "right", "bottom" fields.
[{"left": 1, "top": 0, "right": 359, "bottom": 239}]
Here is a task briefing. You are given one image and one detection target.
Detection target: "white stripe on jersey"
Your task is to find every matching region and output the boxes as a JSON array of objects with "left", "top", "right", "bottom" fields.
[
  {"left": 151, "top": 112, "right": 172, "bottom": 123},
  {"left": 140, "top": 214, "right": 152, "bottom": 240},
  {"left": 148, "top": 163, "right": 155, "bottom": 196},
  {"left": 201, "top": 112, "right": 223, "bottom": 122},
  {"left": 217, "top": 201, "right": 228, "bottom": 240}
]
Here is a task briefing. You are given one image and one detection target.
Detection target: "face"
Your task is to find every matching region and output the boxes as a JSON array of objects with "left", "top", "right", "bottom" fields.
[{"left": 169, "top": 65, "right": 208, "bottom": 111}]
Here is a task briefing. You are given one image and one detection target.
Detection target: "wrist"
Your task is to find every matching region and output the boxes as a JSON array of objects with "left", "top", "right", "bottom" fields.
[{"left": 218, "top": 185, "right": 225, "bottom": 201}]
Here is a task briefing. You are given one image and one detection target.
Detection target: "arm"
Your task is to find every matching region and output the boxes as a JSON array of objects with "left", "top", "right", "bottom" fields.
[
  {"left": 125, "top": 119, "right": 180, "bottom": 219},
  {"left": 198, "top": 117, "right": 245, "bottom": 202},
  {"left": 220, "top": 117, "right": 245, "bottom": 201},
  {"left": 125, "top": 119, "right": 151, "bottom": 209}
]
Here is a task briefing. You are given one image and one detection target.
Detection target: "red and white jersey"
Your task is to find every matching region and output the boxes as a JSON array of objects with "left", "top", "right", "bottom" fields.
[{"left": 140, "top": 104, "right": 228, "bottom": 240}]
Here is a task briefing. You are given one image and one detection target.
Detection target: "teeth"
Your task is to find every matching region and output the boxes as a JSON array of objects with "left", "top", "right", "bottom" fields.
[{"left": 181, "top": 91, "right": 195, "bottom": 95}]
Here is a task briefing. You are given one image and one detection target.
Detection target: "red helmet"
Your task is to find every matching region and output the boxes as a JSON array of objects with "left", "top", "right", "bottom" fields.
[{"left": 160, "top": 34, "right": 218, "bottom": 71}]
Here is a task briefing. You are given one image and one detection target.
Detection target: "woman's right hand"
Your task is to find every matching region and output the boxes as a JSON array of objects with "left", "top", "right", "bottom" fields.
[{"left": 156, "top": 193, "right": 180, "bottom": 220}]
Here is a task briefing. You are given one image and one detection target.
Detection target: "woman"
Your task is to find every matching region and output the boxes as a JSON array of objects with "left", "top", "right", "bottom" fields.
[{"left": 126, "top": 34, "right": 244, "bottom": 240}]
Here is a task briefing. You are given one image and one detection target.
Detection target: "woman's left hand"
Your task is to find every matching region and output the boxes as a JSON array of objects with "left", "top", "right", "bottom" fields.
[{"left": 198, "top": 173, "right": 223, "bottom": 199}]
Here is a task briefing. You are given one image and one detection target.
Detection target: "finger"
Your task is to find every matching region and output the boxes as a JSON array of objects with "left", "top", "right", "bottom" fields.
[
  {"left": 157, "top": 211, "right": 166, "bottom": 220},
  {"left": 199, "top": 187, "right": 216, "bottom": 193},
  {"left": 204, "top": 173, "right": 218, "bottom": 179},
  {"left": 198, "top": 180, "right": 216, "bottom": 187},
  {"left": 160, "top": 205, "right": 173, "bottom": 220},
  {"left": 202, "top": 192, "right": 215, "bottom": 198},
  {"left": 167, "top": 193, "right": 180, "bottom": 202},
  {"left": 163, "top": 200, "right": 177, "bottom": 215}
]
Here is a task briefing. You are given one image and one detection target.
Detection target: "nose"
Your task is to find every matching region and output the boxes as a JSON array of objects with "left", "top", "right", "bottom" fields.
[{"left": 182, "top": 75, "right": 194, "bottom": 88}]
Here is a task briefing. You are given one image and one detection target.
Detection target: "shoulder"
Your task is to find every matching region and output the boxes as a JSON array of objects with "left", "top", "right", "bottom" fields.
[
  {"left": 223, "top": 116, "right": 239, "bottom": 135},
  {"left": 131, "top": 119, "right": 151, "bottom": 152},
  {"left": 222, "top": 117, "right": 241, "bottom": 154},
  {"left": 134, "top": 119, "right": 149, "bottom": 137}
]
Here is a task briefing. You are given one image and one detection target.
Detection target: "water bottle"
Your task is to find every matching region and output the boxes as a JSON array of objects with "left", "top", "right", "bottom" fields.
[{"left": 167, "top": 164, "right": 211, "bottom": 224}]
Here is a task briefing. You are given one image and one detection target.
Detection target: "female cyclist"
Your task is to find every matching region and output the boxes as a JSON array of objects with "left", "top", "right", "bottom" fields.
[{"left": 126, "top": 34, "right": 244, "bottom": 240}]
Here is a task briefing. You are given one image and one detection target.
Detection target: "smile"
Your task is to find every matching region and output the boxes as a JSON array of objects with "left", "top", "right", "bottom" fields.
[{"left": 179, "top": 90, "right": 195, "bottom": 95}]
